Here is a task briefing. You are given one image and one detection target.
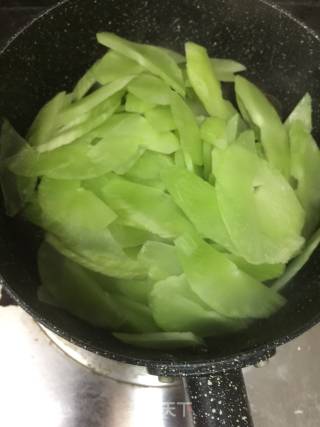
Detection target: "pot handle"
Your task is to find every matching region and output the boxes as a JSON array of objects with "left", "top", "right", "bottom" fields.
[{"left": 183, "top": 368, "right": 253, "bottom": 426}]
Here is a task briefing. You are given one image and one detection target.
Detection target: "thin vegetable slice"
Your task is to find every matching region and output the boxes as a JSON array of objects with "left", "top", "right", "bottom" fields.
[
  {"left": 211, "top": 58, "right": 246, "bottom": 82},
  {"left": 176, "top": 233, "right": 286, "bottom": 319},
  {"left": 113, "top": 332, "right": 204, "bottom": 349},
  {"left": 128, "top": 74, "right": 172, "bottom": 105},
  {"left": 97, "top": 32, "right": 185, "bottom": 95},
  {"left": 286, "top": 93, "right": 312, "bottom": 132},
  {"left": 125, "top": 93, "right": 155, "bottom": 113},
  {"left": 145, "top": 106, "right": 176, "bottom": 132}
]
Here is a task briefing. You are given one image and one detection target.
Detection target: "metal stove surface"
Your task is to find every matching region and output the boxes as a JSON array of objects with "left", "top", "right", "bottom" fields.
[{"left": 1, "top": 286, "right": 320, "bottom": 427}]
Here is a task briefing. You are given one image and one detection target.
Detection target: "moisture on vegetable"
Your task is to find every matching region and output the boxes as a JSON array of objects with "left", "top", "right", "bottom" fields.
[{"left": 1, "top": 32, "right": 320, "bottom": 351}]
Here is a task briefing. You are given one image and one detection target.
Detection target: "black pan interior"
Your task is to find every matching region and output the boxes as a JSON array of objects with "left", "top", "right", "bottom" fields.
[{"left": 1, "top": 0, "right": 320, "bottom": 369}]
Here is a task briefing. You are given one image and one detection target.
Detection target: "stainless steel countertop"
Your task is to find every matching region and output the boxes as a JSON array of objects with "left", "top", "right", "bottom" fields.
[{"left": 1, "top": 301, "right": 320, "bottom": 427}]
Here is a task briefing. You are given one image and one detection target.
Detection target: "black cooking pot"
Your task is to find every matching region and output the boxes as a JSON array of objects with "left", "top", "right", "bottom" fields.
[{"left": 1, "top": 0, "right": 320, "bottom": 425}]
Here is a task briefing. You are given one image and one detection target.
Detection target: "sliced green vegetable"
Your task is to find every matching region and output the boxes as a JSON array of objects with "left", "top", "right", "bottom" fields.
[
  {"left": 150, "top": 275, "right": 247, "bottom": 336},
  {"left": 200, "top": 117, "right": 227, "bottom": 148},
  {"left": 273, "top": 227, "right": 320, "bottom": 291},
  {"left": 170, "top": 91, "right": 203, "bottom": 166},
  {"left": 97, "top": 32, "right": 185, "bottom": 95},
  {"left": 215, "top": 144, "right": 305, "bottom": 264},
  {"left": 114, "top": 278, "right": 154, "bottom": 304},
  {"left": 145, "top": 106, "right": 176, "bottom": 132},
  {"left": 235, "top": 75, "right": 290, "bottom": 178},
  {"left": 211, "top": 58, "right": 246, "bottom": 82},
  {"left": 163, "top": 166, "right": 234, "bottom": 251},
  {"left": 176, "top": 233, "right": 286, "bottom": 319},
  {"left": 73, "top": 68, "right": 96, "bottom": 101},
  {"left": 286, "top": 93, "right": 312, "bottom": 132},
  {"left": 38, "top": 242, "right": 124, "bottom": 328},
  {"left": 138, "top": 241, "right": 182, "bottom": 281},
  {"left": 186, "top": 42, "right": 234, "bottom": 119},
  {"left": 109, "top": 223, "right": 154, "bottom": 248},
  {"left": 125, "top": 92, "right": 155, "bottom": 113},
  {"left": 128, "top": 74, "right": 172, "bottom": 105},
  {"left": 85, "top": 174, "right": 193, "bottom": 239},
  {"left": 227, "top": 254, "right": 285, "bottom": 281},
  {"left": 113, "top": 331, "right": 204, "bottom": 349}
]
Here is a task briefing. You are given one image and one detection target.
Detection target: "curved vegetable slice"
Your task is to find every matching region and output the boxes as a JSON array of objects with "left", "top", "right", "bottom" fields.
[
  {"left": 138, "top": 241, "right": 182, "bottom": 281},
  {"left": 38, "top": 242, "right": 124, "bottom": 329},
  {"left": 114, "top": 278, "right": 154, "bottom": 305},
  {"left": 273, "top": 228, "right": 320, "bottom": 292},
  {"left": 113, "top": 332, "right": 204, "bottom": 349},
  {"left": 150, "top": 275, "right": 247, "bottom": 336},
  {"left": 288, "top": 120, "right": 320, "bottom": 236},
  {"left": 176, "top": 233, "right": 286, "bottom": 319},
  {"left": 235, "top": 76, "right": 290, "bottom": 178},
  {"left": 125, "top": 93, "right": 155, "bottom": 113},
  {"left": 85, "top": 174, "right": 193, "bottom": 239},
  {"left": 215, "top": 144, "right": 305, "bottom": 264},
  {"left": 211, "top": 58, "right": 246, "bottom": 82},
  {"left": 227, "top": 254, "right": 285, "bottom": 282},
  {"left": 27, "top": 91, "right": 70, "bottom": 146},
  {"left": 170, "top": 91, "right": 203, "bottom": 167},
  {"left": 162, "top": 166, "right": 234, "bottom": 251},
  {"left": 145, "top": 106, "right": 176, "bottom": 132},
  {"left": 128, "top": 74, "right": 172, "bottom": 105},
  {"left": 97, "top": 32, "right": 185, "bottom": 95},
  {"left": 286, "top": 93, "right": 312, "bottom": 132},
  {"left": 109, "top": 223, "right": 154, "bottom": 248},
  {"left": 186, "top": 42, "right": 234, "bottom": 119}
]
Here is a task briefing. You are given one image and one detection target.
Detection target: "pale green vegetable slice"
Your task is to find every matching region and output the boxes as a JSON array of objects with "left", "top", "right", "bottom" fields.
[
  {"left": 145, "top": 106, "right": 176, "bottom": 132},
  {"left": 113, "top": 332, "right": 204, "bottom": 349},
  {"left": 288, "top": 121, "right": 320, "bottom": 236},
  {"left": 235, "top": 75, "right": 290, "bottom": 178},
  {"left": 38, "top": 242, "right": 124, "bottom": 329},
  {"left": 202, "top": 141, "right": 213, "bottom": 180},
  {"left": 273, "top": 228, "right": 320, "bottom": 291},
  {"left": 128, "top": 74, "right": 172, "bottom": 105},
  {"left": 286, "top": 93, "right": 312, "bottom": 132},
  {"left": 114, "top": 278, "right": 154, "bottom": 304},
  {"left": 92, "top": 50, "right": 144, "bottom": 85},
  {"left": 176, "top": 233, "right": 286, "bottom": 319},
  {"left": 170, "top": 91, "right": 203, "bottom": 166},
  {"left": 162, "top": 166, "right": 234, "bottom": 251},
  {"left": 27, "top": 91, "right": 70, "bottom": 146},
  {"left": 85, "top": 174, "right": 193, "bottom": 239},
  {"left": 150, "top": 275, "right": 247, "bottom": 336},
  {"left": 125, "top": 92, "right": 155, "bottom": 113},
  {"left": 113, "top": 294, "right": 159, "bottom": 333},
  {"left": 0, "top": 120, "right": 36, "bottom": 216},
  {"left": 227, "top": 254, "right": 285, "bottom": 281},
  {"left": 138, "top": 241, "right": 182, "bottom": 280},
  {"left": 201, "top": 117, "right": 227, "bottom": 148},
  {"left": 216, "top": 144, "right": 305, "bottom": 264},
  {"left": 109, "top": 223, "right": 154, "bottom": 248},
  {"left": 186, "top": 42, "right": 234, "bottom": 119},
  {"left": 97, "top": 32, "right": 185, "bottom": 95},
  {"left": 73, "top": 68, "right": 96, "bottom": 101},
  {"left": 56, "top": 76, "right": 133, "bottom": 128},
  {"left": 211, "top": 58, "right": 246, "bottom": 82}
]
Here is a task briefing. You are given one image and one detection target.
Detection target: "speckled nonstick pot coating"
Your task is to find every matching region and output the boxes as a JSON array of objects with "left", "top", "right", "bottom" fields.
[{"left": 0, "top": 0, "right": 320, "bottom": 378}]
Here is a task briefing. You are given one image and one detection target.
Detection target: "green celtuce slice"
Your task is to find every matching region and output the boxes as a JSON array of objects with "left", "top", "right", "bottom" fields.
[
  {"left": 273, "top": 228, "right": 320, "bottom": 291},
  {"left": 138, "top": 241, "right": 182, "bottom": 281},
  {"left": 145, "top": 106, "right": 176, "bottom": 132},
  {"left": 0, "top": 120, "right": 36, "bottom": 216},
  {"left": 72, "top": 65, "right": 97, "bottom": 101},
  {"left": 170, "top": 91, "right": 203, "bottom": 167},
  {"left": 92, "top": 50, "right": 144, "bottom": 85},
  {"left": 150, "top": 275, "right": 247, "bottom": 336},
  {"left": 288, "top": 120, "right": 320, "bottom": 236},
  {"left": 202, "top": 141, "right": 213, "bottom": 180},
  {"left": 109, "top": 223, "right": 154, "bottom": 248},
  {"left": 201, "top": 117, "right": 228, "bottom": 148},
  {"left": 215, "top": 144, "right": 305, "bottom": 264},
  {"left": 125, "top": 93, "right": 155, "bottom": 113},
  {"left": 176, "top": 233, "right": 286, "bottom": 319},
  {"left": 85, "top": 174, "right": 193, "bottom": 239},
  {"left": 124, "top": 151, "right": 173, "bottom": 187},
  {"left": 113, "top": 332, "right": 205, "bottom": 349},
  {"left": 286, "top": 93, "right": 312, "bottom": 132},
  {"left": 227, "top": 254, "right": 285, "bottom": 281},
  {"left": 113, "top": 294, "right": 159, "bottom": 333},
  {"left": 162, "top": 166, "right": 234, "bottom": 252},
  {"left": 186, "top": 42, "right": 233, "bottom": 119},
  {"left": 128, "top": 74, "right": 172, "bottom": 105},
  {"left": 114, "top": 278, "right": 154, "bottom": 304},
  {"left": 38, "top": 179, "right": 146, "bottom": 279},
  {"left": 38, "top": 242, "right": 124, "bottom": 329},
  {"left": 27, "top": 91, "right": 70, "bottom": 146},
  {"left": 97, "top": 32, "right": 185, "bottom": 95},
  {"left": 235, "top": 75, "right": 290, "bottom": 178},
  {"left": 211, "top": 58, "right": 246, "bottom": 82}
]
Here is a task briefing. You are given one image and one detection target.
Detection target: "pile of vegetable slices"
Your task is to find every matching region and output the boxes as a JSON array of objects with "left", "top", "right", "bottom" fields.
[{"left": 1, "top": 33, "right": 320, "bottom": 350}]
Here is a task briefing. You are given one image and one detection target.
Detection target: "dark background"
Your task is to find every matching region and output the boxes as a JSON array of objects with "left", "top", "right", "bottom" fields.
[{"left": 0, "top": 0, "right": 320, "bottom": 48}]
